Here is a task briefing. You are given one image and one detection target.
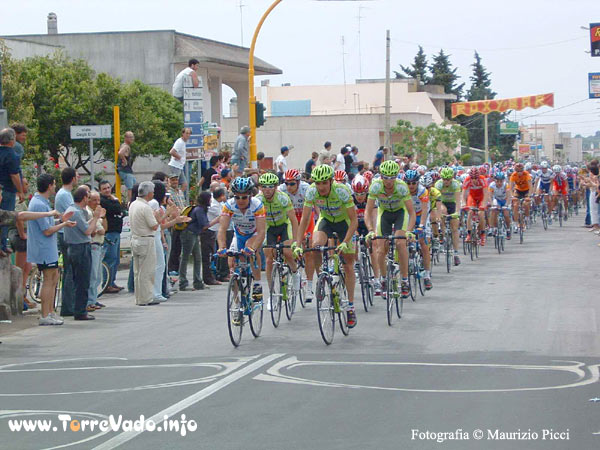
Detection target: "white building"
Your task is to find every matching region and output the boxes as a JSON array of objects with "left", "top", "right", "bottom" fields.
[{"left": 519, "top": 124, "right": 583, "bottom": 163}]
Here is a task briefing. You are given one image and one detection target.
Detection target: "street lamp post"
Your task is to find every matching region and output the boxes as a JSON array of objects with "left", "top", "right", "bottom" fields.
[{"left": 248, "top": 0, "right": 282, "bottom": 169}]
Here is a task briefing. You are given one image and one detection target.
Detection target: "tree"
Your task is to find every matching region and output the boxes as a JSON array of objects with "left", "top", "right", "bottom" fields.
[
  {"left": 391, "top": 119, "right": 468, "bottom": 166},
  {"left": 429, "top": 49, "right": 464, "bottom": 117},
  {"left": 396, "top": 46, "right": 429, "bottom": 84},
  {"left": 0, "top": 42, "right": 183, "bottom": 173}
]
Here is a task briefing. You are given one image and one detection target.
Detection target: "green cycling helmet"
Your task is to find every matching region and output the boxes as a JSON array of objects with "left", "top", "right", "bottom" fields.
[
  {"left": 259, "top": 172, "right": 280, "bottom": 186},
  {"left": 440, "top": 167, "right": 454, "bottom": 179},
  {"left": 311, "top": 164, "right": 334, "bottom": 182},
  {"left": 379, "top": 160, "right": 400, "bottom": 177}
]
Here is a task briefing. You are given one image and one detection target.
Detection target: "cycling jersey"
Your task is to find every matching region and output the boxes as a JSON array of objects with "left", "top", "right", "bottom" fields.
[
  {"left": 367, "top": 179, "right": 411, "bottom": 212},
  {"left": 489, "top": 181, "right": 508, "bottom": 201},
  {"left": 279, "top": 181, "right": 310, "bottom": 222},
  {"left": 567, "top": 173, "right": 577, "bottom": 190},
  {"left": 553, "top": 172, "right": 568, "bottom": 195},
  {"left": 434, "top": 179, "right": 462, "bottom": 203},
  {"left": 304, "top": 182, "right": 353, "bottom": 223},
  {"left": 222, "top": 197, "right": 266, "bottom": 237},
  {"left": 538, "top": 169, "right": 555, "bottom": 185},
  {"left": 353, "top": 195, "right": 368, "bottom": 235},
  {"left": 428, "top": 186, "right": 441, "bottom": 209},
  {"left": 510, "top": 171, "right": 532, "bottom": 192},
  {"left": 411, "top": 184, "right": 430, "bottom": 218},
  {"left": 256, "top": 190, "right": 293, "bottom": 228},
  {"left": 462, "top": 175, "right": 487, "bottom": 198}
]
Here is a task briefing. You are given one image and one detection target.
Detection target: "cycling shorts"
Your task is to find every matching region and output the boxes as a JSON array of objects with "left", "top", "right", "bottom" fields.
[
  {"left": 538, "top": 182, "right": 551, "bottom": 194},
  {"left": 467, "top": 195, "right": 486, "bottom": 209},
  {"left": 377, "top": 208, "right": 408, "bottom": 236},
  {"left": 315, "top": 218, "right": 355, "bottom": 254},
  {"left": 357, "top": 224, "right": 369, "bottom": 237},
  {"left": 492, "top": 198, "right": 507, "bottom": 208},
  {"left": 552, "top": 181, "right": 568, "bottom": 196},
  {"left": 266, "top": 223, "right": 292, "bottom": 246},
  {"left": 229, "top": 233, "right": 253, "bottom": 252},
  {"left": 442, "top": 202, "right": 457, "bottom": 215},
  {"left": 515, "top": 190, "right": 529, "bottom": 200}
]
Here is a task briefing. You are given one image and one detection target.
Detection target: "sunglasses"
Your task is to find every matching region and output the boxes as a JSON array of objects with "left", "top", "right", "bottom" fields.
[
  {"left": 284, "top": 182, "right": 297, "bottom": 186},
  {"left": 406, "top": 181, "right": 418, "bottom": 185},
  {"left": 260, "top": 185, "right": 276, "bottom": 189},
  {"left": 381, "top": 175, "right": 396, "bottom": 180},
  {"left": 234, "top": 195, "right": 249, "bottom": 200}
]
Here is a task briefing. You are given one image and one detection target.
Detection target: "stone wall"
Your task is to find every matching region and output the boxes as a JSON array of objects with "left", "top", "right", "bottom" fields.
[{"left": 0, "top": 258, "right": 23, "bottom": 320}]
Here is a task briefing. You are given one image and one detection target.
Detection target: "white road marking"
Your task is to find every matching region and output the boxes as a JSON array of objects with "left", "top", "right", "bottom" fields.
[
  {"left": 92, "top": 353, "right": 284, "bottom": 450},
  {"left": 254, "top": 356, "right": 600, "bottom": 393}
]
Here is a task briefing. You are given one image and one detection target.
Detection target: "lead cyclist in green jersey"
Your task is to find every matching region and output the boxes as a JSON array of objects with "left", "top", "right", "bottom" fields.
[
  {"left": 294, "top": 164, "right": 359, "bottom": 328},
  {"left": 364, "top": 160, "right": 416, "bottom": 298},
  {"left": 257, "top": 172, "right": 300, "bottom": 293},
  {"left": 434, "top": 167, "right": 462, "bottom": 266}
]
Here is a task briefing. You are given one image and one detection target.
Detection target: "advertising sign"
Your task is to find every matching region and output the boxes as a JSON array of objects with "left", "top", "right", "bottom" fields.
[
  {"left": 590, "top": 23, "right": 600, "bottom": 57},
  {"left": 452, "top": 93, "right": 554, "bottom": 118},
  {"left": 589, "top": 73, "right": 600, "bottom": 99},
  {"left": 499, "top": 121, "right": 519, "bottom": 135}
]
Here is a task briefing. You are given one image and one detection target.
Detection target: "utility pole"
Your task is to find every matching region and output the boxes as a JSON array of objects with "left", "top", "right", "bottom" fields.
[
  {"left": 483, "top": 95, "right": 489, "bottom": 163},
  {"left": 385, "top": 30, "right": 391, "bottom": 153},
  {"left": 534, "top": 120, "right": 538, "bottom": 160}
]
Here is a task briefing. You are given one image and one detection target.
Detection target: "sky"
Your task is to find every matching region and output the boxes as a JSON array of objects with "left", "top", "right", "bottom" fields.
[{"left": 1, "top": 0, "right": 599, "bottom": 137}]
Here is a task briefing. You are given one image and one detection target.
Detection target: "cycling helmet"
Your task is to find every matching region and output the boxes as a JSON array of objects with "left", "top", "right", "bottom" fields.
[
  {"left": 396, "top": 171, "right": 406, "bottom": 181},
  {"left": 417, "top": 165, "right": 427, "bottom": 175},
  {"left": 430, "top": 170, "right": 441, "bottom": 183},
  {"left": 404, "top": 169, "right": 420, "bottom": 182},
  {"left": 363, "top": 170, "right": 374, "bottom": 183},
  {"left": 494, "top": 162, "right": 504, "bottom": 170},
  {"left": 440, "top": 167, "right": 454, "bottom": 179},
  {"left": 334, "top": 170, "right": 348, "bottom": 183},
  {"left": 421, "top": 174, "right": 433, "bottom": 187},
  {"left": 494, "top": 171, "right": 506, "bottom": 180},
  {"left": 468, "top": 167, "right": 480, "bottom": 178},
  {"left": 532, "top": 164, "right": 539, "bottom": 171},
  {"left": 524, "top": 162, "right": 532, "bottom": 171},
  {"left": 258, "top": 172, "right": 280, "bottom": 186},
  {"left": 379, "top": 160, "right": 400, "bottom": 177},
  {"left": 540, "top": 161, "right": 549, "bottom": 169},
  {"left": 479, "top": 166, "right": 488, "bottom": 177},
  {"left": 515, "top": 162, "right": 524, "bottom": 171},
  {"left": 351, "top": 175, "right": 369, "bottom": 194},
  {"left": 311, "top": 164, "right": 334, "bottom": 182},
  {"left": 552, "top": 165, "right": 562, "bottom": 173},
  {"left": 284, "top": 169, "right": 301, "bottom": 181},
  {"left": 231, "top": 177, "right": 254, "bottom": 194}
]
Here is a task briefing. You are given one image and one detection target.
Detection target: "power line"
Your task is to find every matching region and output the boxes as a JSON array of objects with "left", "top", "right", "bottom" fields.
[{"left": 519, "top": 98, "right": 590, "bottom": 121}]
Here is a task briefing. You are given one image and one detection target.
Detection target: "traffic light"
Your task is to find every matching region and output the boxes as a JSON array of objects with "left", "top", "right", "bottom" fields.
[{"left": 255, "top": 101, "right": 266, "bottom": 128}]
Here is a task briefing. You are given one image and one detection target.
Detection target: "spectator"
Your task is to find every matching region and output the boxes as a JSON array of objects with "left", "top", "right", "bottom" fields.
[
  {"left": 221, "top": 168, "right": 233, "bottom": 189},
  {"left": 129, "top": 181, "right": 160, "bottom": 306},
  {"left": 343, "top": 146, "right": 354, "bottom": 176},
  {"left": 204, "top": 189, "right": 224, "bottom": 285},
  {"left": 232, "top": 126, "right": 250, "bottom": 176},
  {"left": 178, "top": 194, "right": 208, "bottom": 291},
  {"left": 275, "top": 146, "right": 290, "bottom": 181},
  {"left": 11, "top": 123, "right": 27, "bottom": 168},
  {"left": 117, "top": 131, "right": 136, "bottom": 203},
  {"left": 334, "top": 146, "right": 346, "bottom": 171},
  {"left": 305, "top": 152, "right": 318, "bottom": 177},
  {"left": 127, "top": 183, "right": 139, "bottom": 294},
  {"left": 587, "top": 161, "right": 600, "bottom": 234},
  {"left": 24, "top": 174, "right": 76, "bottom": 325},
  {"left": 150, "top": 181, "right": 168, "bottom": 302},
  {"left": 64, "top": 187, "right": 104, "bottom": 321},
  {"left": 350, "top": 146, "right": 361, "bottom": 176},
  {"left": 212, "top": 188, "right": 231, "bottom": 282},
  {"left": 152, "top": 172, "right": 169, "bottom": 183},
  {"left": 87, "top": 191, "right": 107, "bottom": 311},
  {"left": 199, "top": 155, "right": 220, "bottom": 191},
  {"left": 168, "top": 128, "right": 192, "bottom": 192},
  {"left": 99, "top": 180, "right": 124, "bottom": 294},
  {"left": 167, "top": 174, "right": 187, "bottom": 275},
  {"left": 319, "top": 141, "right": 333, "bottom": 167},
  {"left": 0, "top": 128, "right": 25, "bottom": 254},
  {"left": 216, "top": 153, "right": 227, "bottom": 174},
  {"left": 55, "top": 168, "right": 78, "bottom": 316},
  {"left": 172, "top": 58, "right": 200, "bottom": 101}
]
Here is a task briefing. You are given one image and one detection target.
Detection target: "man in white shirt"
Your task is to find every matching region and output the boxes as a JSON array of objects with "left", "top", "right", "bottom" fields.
[
  {"left": 335, "top": 146, "right": 346, "bottom": 171},
  {"left": 275, "top": 146, "right": 290, "bottom": 181},
  {"left": 172, "top": 59, "right": 200, "bottom": 101},
  {"left": 168, "top": 128, "right": 192, "bottom": 192}
]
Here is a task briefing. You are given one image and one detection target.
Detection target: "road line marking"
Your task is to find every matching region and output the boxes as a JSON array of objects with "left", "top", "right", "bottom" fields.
[{"left": 92, "top": 353, "right": 284, "bottom": 450}]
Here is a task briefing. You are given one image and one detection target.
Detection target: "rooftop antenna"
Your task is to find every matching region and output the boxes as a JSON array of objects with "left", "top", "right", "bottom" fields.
[{"left": 239, "top": 0, "right": 245, "bottom": 46}]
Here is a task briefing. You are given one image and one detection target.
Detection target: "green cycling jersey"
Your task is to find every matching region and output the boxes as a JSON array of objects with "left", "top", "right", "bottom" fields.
[
  {"left": 434, "top": 179, "right": 462, "bottom": 203},
  {"left": 304, "top": 182, "right": 353, "bottom": 223},
  {"left": 367, "top": 178, "right": 411, "bottom": 212},
  {"left": 256, "top": 190, "right": 293, "bottom": 227}
]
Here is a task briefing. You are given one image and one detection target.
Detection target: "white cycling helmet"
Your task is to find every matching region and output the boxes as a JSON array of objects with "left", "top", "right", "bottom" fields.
[
  {"left": 552, "top": 164, "right": 562, "bottom": 173},
  {"left": 540, "top": 161, "right": 549, "bottom": 169},
  {"left": 524, "top": 162, "right": 532, "bottom": 171}
]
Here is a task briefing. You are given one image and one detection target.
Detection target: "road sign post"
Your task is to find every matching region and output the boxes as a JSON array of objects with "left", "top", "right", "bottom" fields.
[{"left": 70, "top": 125, "right": 112, "bottom": 188}]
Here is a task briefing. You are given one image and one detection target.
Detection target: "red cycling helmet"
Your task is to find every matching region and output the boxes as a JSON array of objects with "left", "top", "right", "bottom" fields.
[
  {"left": 334, "top": 170, "right": 348, "bottom": 183},
  {"left": 363, "top": 170, "right": 374, "bottom": 183},
  {"left": 468, "top": 167, "right": 480, "bottom": 178},
  {"left": 479, "top": 166, "right": 488, "bottom": 177},
  {"left": 351, "top": 175, "right": 369, "bottom": 194},
  {"left": 284, "top": 169, "right": 301, "bottom": 181}
]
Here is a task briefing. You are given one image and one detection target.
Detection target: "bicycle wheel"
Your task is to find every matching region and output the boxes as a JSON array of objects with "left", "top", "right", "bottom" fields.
[
  {"left": 357, "top": 253, "right": 368, "bottom": 312},
  {"left": 97, "top": 262, "right": 110, "bottom": 298},
  {"left": 284, "top": 269, "right": 295, "bottom": 321},
  {"left": 469, "top": 235, "right": 474, "bottom": 261},
  {"left": 445, "top": 237, "right": 451, "bottom": 273},
  {"left": 462, "top": 232, "right": 468, "bottom": 255},
  {"left": 542, "top": 208, "right": 548, "bottom": 230},
  {"left": 316, "top": 274, "right": 335, "bottom": 345},
  {"left": 395, "top": 278, "right": 403, "bottom": 319},
  {"left": 27, "top": 266, "right": 43, "bottom": 304},
  {"left": 337, "top": 274, "right": 349, "bottom": 336},
  {"left": 519, "top": 217, "right": 524, "bottom": 244},
  {"left": 475, "top": 234, "right": 479, "bottom": 258},
  {"left": 54, "top": 268, "right": 63, "bottom": 311},
  {"left": 364, "top": 252, "right": 375, "bottom": 307},
  {"left": 409, "top": 258, "right": 417, "bottom": 302},
  {"left": 249, "top": 277, "right": 264, "bottom": 338},
  {"left": 386, "top": 266, "right": 395, "bottom": 326},
  {"left": 558, "top": 203, "right": 563, "bottom": 227},
  {"left": 269, "top": 265, "right": 283, "bottom": 328},
  {"left": 298, "top": 266, "right": 306, "bottom": 308},
  {"left": 226, "top": 276, "right": 243, "bottom": 347}
]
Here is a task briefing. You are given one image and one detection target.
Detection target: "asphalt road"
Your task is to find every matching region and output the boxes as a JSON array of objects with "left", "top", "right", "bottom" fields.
[{"left": 1, "top": 218, "right": 599, "bottom": 450}]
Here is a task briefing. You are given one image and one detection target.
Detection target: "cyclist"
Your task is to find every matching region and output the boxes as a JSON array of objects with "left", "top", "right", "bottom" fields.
[
  {"left": 334, "top": 170, "right": 350, "bottom": 188},
  {"left": 462, "top": 167, "right": 489, "bottom": 246},
  {"left": 422, "top": 172, "right": 442, "bottom": 252},
  {"left": 351, "top": 175, "right": 379, "bottom": 289},
  {"left": 551, "top": 165, "right": 569, "bottom": 221},
  {"left": 364, "top": 160, "right": 416, "bottom": 298},
  {"left": 434, "top": 167, "right": 462, "bottom": 266},
  {"left": 280, "top": 169, "right": 316, "bottom": 302},
  {"left": 293, "top": 164, "right": 359, "bottom": 328},
  {"left": 257, "top": 172, "right": 300, "bottom": 309},
  {"left": 217, "top": 177, "right": 266, "bottom": 302},
  {"left": 509, "top": 162, "right": 532, "bottom": 231},
  {"left": 488, "top": 171, "right": 512, "bottom": 239},
  {"left": 405, "top": 169, "right": 432, "bottom": 290},
  {"left": 565, "top": 166, "right": 579, "bottom": 208},
  {"left": 535, "top": 161, "right": 555, "bottom": 221}
]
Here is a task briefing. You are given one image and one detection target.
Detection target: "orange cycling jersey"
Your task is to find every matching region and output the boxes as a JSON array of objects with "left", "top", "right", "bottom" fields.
[{"left": 509, "top": 171, "right": 532, "bottom": 192}]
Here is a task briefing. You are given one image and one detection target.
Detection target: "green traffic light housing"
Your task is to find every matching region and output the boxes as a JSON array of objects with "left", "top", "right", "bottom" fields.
[{"left": 255, "top": 101, "right": 266, "bottom": 128}]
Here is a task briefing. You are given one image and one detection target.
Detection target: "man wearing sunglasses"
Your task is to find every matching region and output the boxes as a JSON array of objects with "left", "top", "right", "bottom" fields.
[
  {"left": 280, "top": 169, "right": 317, "bottom": 302},
  {"left": 257, "top": 172, "right": 299, "bottom": 309},
  {"left": 364, "top": 160, "right": 416, "bottom": 299},
  {"left": 293, "top": 164, "right": 359, "bottom": 328},
  {"left": 217, "top": 177, "right": 266, "bottom": 302}
]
